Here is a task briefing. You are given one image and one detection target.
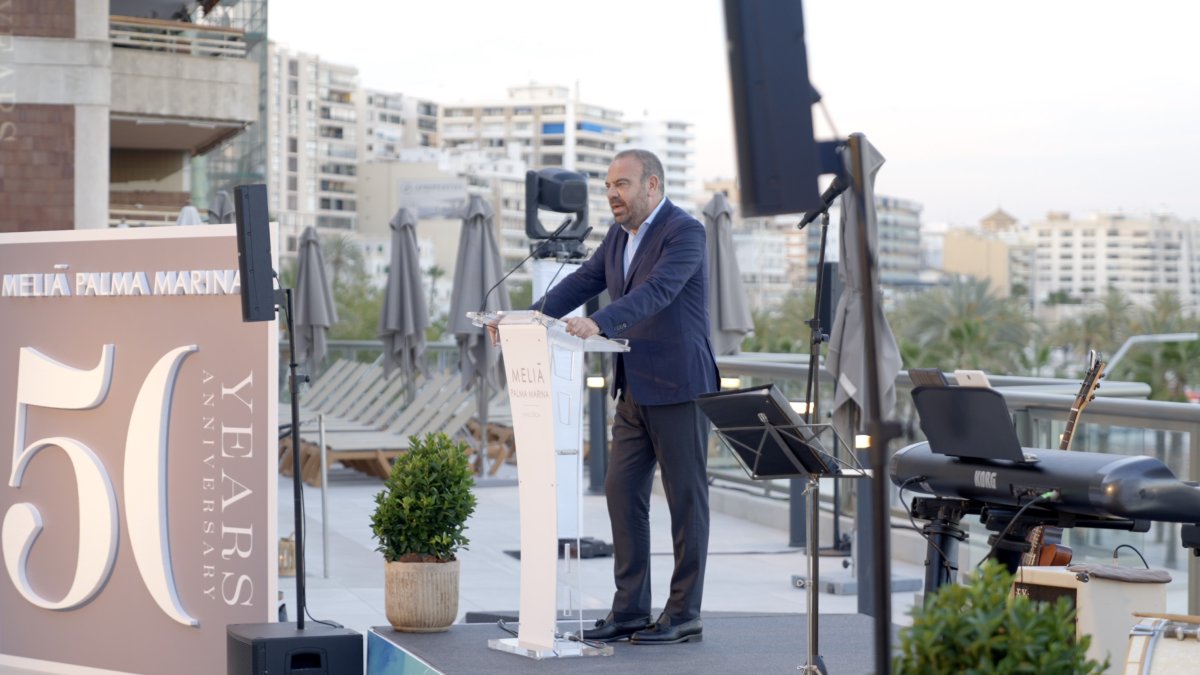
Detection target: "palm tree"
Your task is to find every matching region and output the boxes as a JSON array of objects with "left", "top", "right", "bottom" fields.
[
  {"left": 742, "top": 291, "right": 812, "bottom": 353},
  {"left": 889, "top": 277, "right": 1031, "bottom": 373},
  {"left": 321, "top": 233, "right": 365, "bottom": 292},
  {"left": 1095, "top": 286, "right": 1134, "bottom": 355},
  {"left": 425, "top": 264, "right": 445, "bottom": 314}
]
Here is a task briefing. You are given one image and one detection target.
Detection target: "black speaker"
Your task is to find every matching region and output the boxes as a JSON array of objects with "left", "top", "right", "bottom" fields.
[
  {"left": 818, "top": 261, "right": 841, "bottom": 336},
  {"left": 233, "top": 184, "right": 277, "bottom": 322},
  {"left": 724, "top": 0, "right": 824, "bottom": 217},
  {"left": 227, "top": 622, "right": 362, "bottom": 675}
]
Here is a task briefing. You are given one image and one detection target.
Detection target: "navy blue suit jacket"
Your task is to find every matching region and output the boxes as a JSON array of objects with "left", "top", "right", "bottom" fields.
[{"left": 535, "top": 198, "right": 719, "bottom": 406}]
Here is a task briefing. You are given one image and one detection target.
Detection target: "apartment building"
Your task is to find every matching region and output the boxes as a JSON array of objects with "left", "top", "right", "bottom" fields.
[
  {"left": 622, "top": 118, "right": 699, "bottom": 215},
  {"left": 1032, "top": 212, "right": 1200, "bottom": 307},
  {"left": 266, "top": 45, "right": 360, "bottom": 248},
  {"left": 942, "top": 208, "right": 1036, "bottom": 299},
  {"left": 440, "top": 85, "right": 623, "bottom": 240},
  {"left": 873, "top": 196, "right": 924, "bottom": 288},
  {"left": 2, "top": 0, "right": 261, "bottom": 232},
  {"left": 359, "top": 89, "right": 439, "bottom": 160}
]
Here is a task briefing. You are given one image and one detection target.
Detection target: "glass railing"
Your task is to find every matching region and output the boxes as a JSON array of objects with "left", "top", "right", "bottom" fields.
[
  {"left": 714, "top": 354, "right": 1200, "bottom": 614},
  {"left": 288, "top": 341, "right": 1200, "bottom": 612}
]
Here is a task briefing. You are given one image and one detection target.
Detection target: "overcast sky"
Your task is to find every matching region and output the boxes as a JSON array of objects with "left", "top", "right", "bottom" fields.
[{"left": 270, "top": 1, "right": 1200, "bottom": 226}]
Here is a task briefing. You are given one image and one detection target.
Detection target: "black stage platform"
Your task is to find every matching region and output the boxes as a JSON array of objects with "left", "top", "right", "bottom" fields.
[{"left": 368, "top": 613, "right": 885, "bottom": 674}]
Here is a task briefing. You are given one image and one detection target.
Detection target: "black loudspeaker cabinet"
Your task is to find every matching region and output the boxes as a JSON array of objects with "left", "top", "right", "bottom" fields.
[
  {"left": 818, "top": 261, "right": 841, "bottom": 336},
  {"left": 227, "top": 622, "right": 363, "bottom": 675},
  {"left": 724, "top": 0, "right": 824, "bottom": 217},
  {"left": 233, "top": 184, "right": 277, "bottom": 322}
]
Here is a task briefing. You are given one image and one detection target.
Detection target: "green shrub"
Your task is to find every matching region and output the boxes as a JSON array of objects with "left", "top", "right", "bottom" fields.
[
  {"left": 894, "top": 560, "right": 1107, "bottom": 674},
  {"left": 370, "top": 432, "right": 477, "bottom": 563}
]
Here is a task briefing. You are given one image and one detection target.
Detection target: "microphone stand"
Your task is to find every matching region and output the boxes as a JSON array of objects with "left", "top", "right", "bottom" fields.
[
  {"left": 799, "top": 209, "right": 851, "bottom": 556},
  {"left": 277, "top": 287, "right": 307, "bottom": 629}
]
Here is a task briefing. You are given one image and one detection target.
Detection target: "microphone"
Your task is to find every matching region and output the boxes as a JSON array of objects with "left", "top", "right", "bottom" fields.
[
  {"left": 796, "top": 176, "right": 849, "bottom": 230},
  {"left": 479, "top": 216, "right": 579, "bottom": 313}
]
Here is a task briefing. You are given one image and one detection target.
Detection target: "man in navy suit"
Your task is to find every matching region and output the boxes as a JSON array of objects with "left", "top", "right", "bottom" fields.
[{"left": 532, "top": 149, "right": 719, "bottom": 645}]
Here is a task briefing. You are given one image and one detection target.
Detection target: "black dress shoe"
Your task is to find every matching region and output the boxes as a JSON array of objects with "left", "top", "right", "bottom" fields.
[
  {"left": 580, "top": 613, "right": 653, "bottom": 642},
  {"left": 630, "top": 615, "right": 703, "bottom": 644}
]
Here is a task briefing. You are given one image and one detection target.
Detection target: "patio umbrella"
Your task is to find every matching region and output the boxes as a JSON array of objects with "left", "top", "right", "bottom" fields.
[
  {"left": 448, "top": 195, "right": 509, "bottom": 391},
  {"left": 703, "top": 192, "right": 754, "bottom": 355},
  {"left": 378, "top": 208, "right": 429, "bottom": 387},
  {"left": 825, "top": 137, "right": 902, "bottom": 439},
  {"left": 208, "top": 190, "right": 235, "bottom": 224},
  {"left": 176, "top": 202, "right": 203, "bottom": 225},
  {"left": 447, "top": 195, "right": 509, "bottom": 470},
  {"left": 293, "top": 226, "right": 339, "bottom": 368}
]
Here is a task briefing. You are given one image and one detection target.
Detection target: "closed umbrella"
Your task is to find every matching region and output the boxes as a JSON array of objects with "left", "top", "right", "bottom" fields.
[
  {"left": 447, "top": 195, "right": 509, "bottom": 470},
  {"left": 825, "top": 137, "right": 902, "bottom": 435},
  {"left": 378, "top": 208, "right": 429, "bottom": 390},
  {"left": 703, "top": 192, "right": 754, "bottom": 355},
  {"left": 208, "top": 190, "right": 235, "bottom": 224},
  {"left": 448, "top": 195, "right": 509, "bottom": 391},
  {"left": 176, "top": 202, "right": 203, "bottom": 225},
  {"left": 294, "top": 226, "right": 339, "bottom": 368}
]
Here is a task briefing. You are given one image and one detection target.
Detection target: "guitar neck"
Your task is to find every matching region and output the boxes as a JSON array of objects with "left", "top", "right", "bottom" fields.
[{"left": 1060, "top": 408, "right": 1080, "bottom": 451}]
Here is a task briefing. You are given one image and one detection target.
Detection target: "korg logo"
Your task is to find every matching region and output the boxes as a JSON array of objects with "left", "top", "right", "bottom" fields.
[{"left": 974, "top": 470, "right": 998, "bottom": 490}]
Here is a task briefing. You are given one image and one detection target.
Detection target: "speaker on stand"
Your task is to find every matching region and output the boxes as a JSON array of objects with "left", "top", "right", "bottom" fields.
[{"left": 228, "top": 184, "right": 363, "bottom": 675}]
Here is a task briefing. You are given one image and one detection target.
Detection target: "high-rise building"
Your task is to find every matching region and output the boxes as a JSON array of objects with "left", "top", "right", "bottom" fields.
[
  {"left": 359, "top": 90, "right": 439, "bottom": 160},
  {"left": 874, "top": 196, "right": 924, "bottom": 289},
  {"left": 803, "top": 196, "right": 924, "bottom": 290},
  {"left": 622, "top": 118, "right": 698, "bottom": 214},
  {"left": 1032, "top": 212, "right": 1200, "bottom": 307},
  {"left": 440, "top": 85, "right": 623, "bottom": 240},
  {"left": 266, "top": 45, "right": 360, "bottom": 247}
]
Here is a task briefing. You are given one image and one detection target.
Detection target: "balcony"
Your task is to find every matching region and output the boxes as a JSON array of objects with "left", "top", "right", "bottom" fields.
[{"left": 109, "top": 15, "right": 258, "bottom": 155}]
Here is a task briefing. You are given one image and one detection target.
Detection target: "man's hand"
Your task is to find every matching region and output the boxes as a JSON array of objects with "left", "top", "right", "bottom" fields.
[
  {"left": 565, "top": 317, "right": 601, "bottom": 339},
  {"left": 486, "top": 321, "right": 500, "bottom": 346}
]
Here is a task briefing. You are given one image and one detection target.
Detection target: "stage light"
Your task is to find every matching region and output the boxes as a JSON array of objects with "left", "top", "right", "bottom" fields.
[
  {"left": 586, "top": 376, "right": 606, "bottom": 389},
  {"left": 856, "top": 434, "right": 871, "bottom": 449},
  {"left": 525, "top": 168, "right": 590, "bottom": 259}
]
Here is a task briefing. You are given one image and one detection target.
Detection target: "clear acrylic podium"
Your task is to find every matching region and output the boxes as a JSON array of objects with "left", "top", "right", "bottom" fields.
[{"left": 468, "top": 310, "right": 629, "bottom": 659}]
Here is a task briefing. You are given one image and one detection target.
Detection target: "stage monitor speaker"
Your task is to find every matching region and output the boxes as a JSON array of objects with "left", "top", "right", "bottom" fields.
[
  {"left": 227, "top": 622, "right": 362, "bottom": 675},
  {"left": 233, "top": 184, "right": 276, "bottom": 322},
  {"left": 724, "top": 0, "right": 824, "bottom": 217}
]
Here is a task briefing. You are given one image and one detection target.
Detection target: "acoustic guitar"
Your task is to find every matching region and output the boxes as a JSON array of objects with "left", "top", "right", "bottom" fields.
[{"left": 1021, "top": 350, "right": 1105, "bottom": 567}]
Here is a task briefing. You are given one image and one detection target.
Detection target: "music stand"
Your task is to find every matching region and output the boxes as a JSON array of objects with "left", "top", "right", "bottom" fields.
[
  {"left": 911, "top": 386, "right": 1034, "bottom": 464},
  {"left": 697, "top": 384, "right": 867, "bottom": 674}
]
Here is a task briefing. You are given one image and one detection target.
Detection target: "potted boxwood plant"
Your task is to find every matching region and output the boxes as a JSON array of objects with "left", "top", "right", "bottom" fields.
[
  {"left": 894, "top": 560, "right": 1107, "bottom": 674},
  {"left": 370, "top": 431, "right": 477, "bottom": 632}
]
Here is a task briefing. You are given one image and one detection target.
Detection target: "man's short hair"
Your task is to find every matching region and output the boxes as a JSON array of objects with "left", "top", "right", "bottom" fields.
[{"left": 614, "top": 149, "right": 665, "bottom": 192}]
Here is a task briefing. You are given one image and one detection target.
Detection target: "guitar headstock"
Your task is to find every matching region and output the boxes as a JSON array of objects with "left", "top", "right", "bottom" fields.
[{"left": 1078, "top": 349, "right": 1106, "bottom": 407}]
